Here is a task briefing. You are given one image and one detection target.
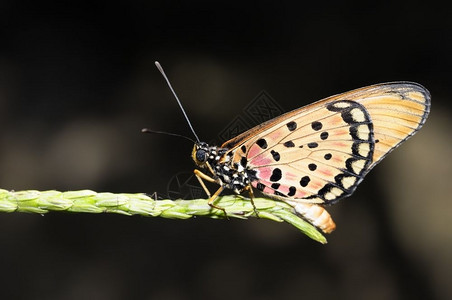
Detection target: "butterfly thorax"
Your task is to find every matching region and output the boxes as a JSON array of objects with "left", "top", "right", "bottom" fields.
[{"left": 192, "top": 142, "right": 255, "bottom": 193}]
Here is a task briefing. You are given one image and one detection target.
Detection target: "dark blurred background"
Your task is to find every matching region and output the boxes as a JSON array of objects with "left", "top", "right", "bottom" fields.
[{"left": 0, "top": 1, "right": 451, "bottom": 299}]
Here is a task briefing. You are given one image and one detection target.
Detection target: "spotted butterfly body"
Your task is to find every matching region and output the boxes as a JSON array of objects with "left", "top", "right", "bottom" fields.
[{"left": 192, "top": 82, "right": 430, "bottom": 233}]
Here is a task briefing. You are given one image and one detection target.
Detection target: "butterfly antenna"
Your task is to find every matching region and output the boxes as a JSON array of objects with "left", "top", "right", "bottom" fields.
[
  {"left": 155, "top": 61, "right": 200, "bottom": 143},
  {"left": 141, "top": 128, "right": 196, "bottom": 143}
]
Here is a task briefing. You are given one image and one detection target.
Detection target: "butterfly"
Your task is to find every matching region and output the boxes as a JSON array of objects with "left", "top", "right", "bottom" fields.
[{"left": 154, "top": 63, "right": 431, "bottom": 234}]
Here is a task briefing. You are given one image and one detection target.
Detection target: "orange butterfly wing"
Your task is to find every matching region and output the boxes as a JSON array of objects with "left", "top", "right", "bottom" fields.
[{"left": 221, "top": 82, "right": 430, "bottom": 206}]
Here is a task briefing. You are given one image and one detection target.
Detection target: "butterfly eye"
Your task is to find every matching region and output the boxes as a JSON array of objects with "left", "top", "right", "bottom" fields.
[{"left": 196, "top": 149, "right": 207, "bottom": 163}]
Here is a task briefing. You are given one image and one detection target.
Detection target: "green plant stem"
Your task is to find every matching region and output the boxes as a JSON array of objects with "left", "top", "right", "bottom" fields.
[{"left": 0, "top": 189, "right": 327, "bottom": 243}]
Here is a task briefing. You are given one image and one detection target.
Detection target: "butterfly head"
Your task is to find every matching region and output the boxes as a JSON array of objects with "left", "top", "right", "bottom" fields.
[
  {"left": 192, "top": 142, "right": 230, "bottom": 169},
  {"left": 192, "top": 142, "right": 210, "bottom": 167}
]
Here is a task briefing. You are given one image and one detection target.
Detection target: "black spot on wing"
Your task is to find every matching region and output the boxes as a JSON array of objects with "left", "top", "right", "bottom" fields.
[
  {"left": 288, "top": 186, "right": 296, "bottom": 196},
  {"left": 300, "top": 176, "right": 310, "bottom": 187},
  {"left": 324, "top": 153, "right": 332, "bottom": 160},
  {"left": 308, "top": 163, "right": 317, "bottom": 171},
  {"left": 270, "top": 168, "right": 282, "bottom": 182},
  {"left": 320, "top": 132, "right": 329, "bottom": 140},
  {"left": 270, "top": 150, "right": 280, "bottom": 161},
  {"left": 256, "top": 183, "right": 265, "bottom": 191},
  {"left": 286, "top": 121, "right": 297, "bottom": 131},
  {"left": 241, "top": 145, "right": 247, "bottom": 153},
  {"left": 271, "top": 183, "right": 280, "bottom": 190},
  {"left": 283, "top": 141, "right": 295, "bottom": 148},
  {"left": 311, "top": 121, "right": 323, "bottom": 131},
  {"left": 256, "top": 138, "right": 268, "bottom": 149},
  {"left": 240, "top": 157, "right": 248, "bottom": 167},
  {"left": 308, "top": 142, "right": 318, "bottom": 149}
]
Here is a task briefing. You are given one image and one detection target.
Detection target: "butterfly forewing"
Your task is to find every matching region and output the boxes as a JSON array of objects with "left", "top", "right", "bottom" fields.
[{"left": 221, "top": 82, "right": 430, "bottom": 205}]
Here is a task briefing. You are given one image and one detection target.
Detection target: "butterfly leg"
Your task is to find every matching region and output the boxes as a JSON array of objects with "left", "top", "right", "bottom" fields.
[
  {"left": 193, "top": 169, "right": 228, "bottom": 218},
  {"left": 244, "top": 185, "right": 260, "bottom": 217},
  {"left": 207, "top": 186, "right": 228, "bottom": 215},
  {"left": 193, "top": 169, "right": 214, "bottom": 197}
]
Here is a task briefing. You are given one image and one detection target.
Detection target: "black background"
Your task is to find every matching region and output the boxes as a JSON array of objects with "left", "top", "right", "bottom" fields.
[{"left": 0, "top": 1, "right": 451, "bottom": 299}]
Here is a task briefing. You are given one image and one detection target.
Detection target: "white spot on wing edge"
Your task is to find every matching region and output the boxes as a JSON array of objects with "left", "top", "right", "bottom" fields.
[
  {"left": 324, "top": 187, "right": 343, "bottom": 201},
  {"left": 350, "top": 108, "right": 366, "bottom": 122},
  {"left": 341, "top": 176, "right": 357, "bottom": 189},
  {"left": 330, "top": 187, "right": 343, "bottom": 197},
  {"left": 356, "top": 124, "right": 370, "bottom": 140},
  {"left": 332, "top": 102, "right": 351, "bottom": 109},
  {"left": 358, "top": 143, "right": 370, "bottom": 156},
  {"left": 351, "top": 159, "right": 366, "bottom": 174},
  {"left": 324, "top": 192, "right": 336, "bottom": 201}
]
